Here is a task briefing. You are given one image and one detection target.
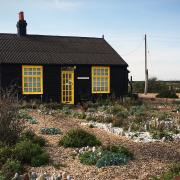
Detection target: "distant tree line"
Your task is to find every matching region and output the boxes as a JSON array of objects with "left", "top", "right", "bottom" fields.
[{"left": 132, "top": 77, "right": 180, "bottom": 93}]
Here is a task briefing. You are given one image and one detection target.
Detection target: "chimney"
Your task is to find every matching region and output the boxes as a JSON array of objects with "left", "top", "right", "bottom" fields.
[{"left": 16, "top": 11, "right": 27, "bottom": 36}]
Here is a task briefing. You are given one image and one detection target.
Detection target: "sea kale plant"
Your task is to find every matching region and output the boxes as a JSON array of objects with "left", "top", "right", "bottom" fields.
[{"left": 79, "top": 145, "right": 133, "bottom": 168}]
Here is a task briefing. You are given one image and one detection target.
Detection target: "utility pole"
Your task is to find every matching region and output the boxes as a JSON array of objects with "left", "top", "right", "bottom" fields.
[{"left": 144, "top": 34, "right": 148, "bottom": 94}]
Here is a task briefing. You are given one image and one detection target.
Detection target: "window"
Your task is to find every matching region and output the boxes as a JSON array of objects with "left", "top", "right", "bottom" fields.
[
  {"left": 22, "top": 65, "right": 43, "bottom": 94},
  {"left": 92, "top": 66, "right": 110, "bottom": 93}
]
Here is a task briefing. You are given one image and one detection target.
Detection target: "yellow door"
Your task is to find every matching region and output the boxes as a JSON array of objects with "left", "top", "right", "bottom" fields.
[{"left": 61, "top": 70, "right": 74, "bottom": 104}]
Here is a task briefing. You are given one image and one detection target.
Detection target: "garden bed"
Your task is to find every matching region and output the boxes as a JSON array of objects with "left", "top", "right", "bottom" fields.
[{"left": 23, "top": 105, "right": 180, "bottom": 180}]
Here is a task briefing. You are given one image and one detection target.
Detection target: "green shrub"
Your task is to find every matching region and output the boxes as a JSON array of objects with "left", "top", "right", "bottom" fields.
[
  {"left": 59, "top": 128, "right": 101, "bottom": 148},
  {"left": 103, "top": 145, "right": 133, "bottom": 159},
  {"left": 151, "top": 131, "right": 173, "bottom": 141},
  {"left": 106, "top": 105, "right": 127, "bottom": 116},
  {"left": 129, "top": 105, "right": 146, "bottom": 116},
  {"left": 79, "top": 149, "right": 102, "bottom": 166},
  {"left": 79, "top": 145, "right": 133, "bottom": 168},
  {"left": 60, "top": 106, "right": 73, "bottom": 115},
  {"left": 152, "top": 163, "right": 180, "bottom": 180},
  {"left": 14, "top": 140, "right": 43, "bottom": 164},
  {"left": 40, "top": 127, "right": 61, "bottom": 135},
  {"left": 31, "top": 152, "right": 49, "bottom": 167},
  {"left": 0, "top": 159, "right": 22, "bottom": 179},
  {"left": 0, "top": 174, "right": 5, "bottom": 180},
  {"left": 21, "top": 130, "right": 46, "bottom": 146},
  {"left": 0, "top": 146, "right": 13, "bottom": 165},
  {"left": 85, "top": 114, "right": 97, "bottom": 122},
  {"left": 112, "top": 117, "right": 124, "bottom": 127},
  {"left": 156, "top": 90, "right": 178, "bottom": 99}
]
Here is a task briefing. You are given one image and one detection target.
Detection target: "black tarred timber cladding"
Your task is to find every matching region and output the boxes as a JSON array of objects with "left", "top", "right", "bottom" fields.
[{"left": 0, "top": 64, "right": 128, "bottom": 103}]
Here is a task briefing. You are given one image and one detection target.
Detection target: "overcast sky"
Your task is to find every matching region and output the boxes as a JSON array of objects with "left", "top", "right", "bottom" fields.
[{"left": 0, "top": 0, "right": 180, "bottom": 80}]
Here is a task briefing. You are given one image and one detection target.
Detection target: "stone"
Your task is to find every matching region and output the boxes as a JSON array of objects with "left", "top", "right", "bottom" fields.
[
  {"left": 11, "top": 173, "right": 19, "bottom": 180},
  {"left": 92, "top": 146, "right": 96, "bottom": 152},
  {"left": 18, "top": 175, "right": 24, "bottom": 180},
  {"left": 67, "top": 175, "right": 72, "bottom": 180},
  {"left": 31, "top": 172, "right": 37, "bottom": 179},
  {"left": 62, "top": 172, "right": 67, "bottom": 180},
  {"left": 36, "top": 174, "right": 45, "bottom": 180},
  {"left": 56, "top": 174, "right": 62, "bottom": 180},
  {"left": 161, "top": 137, "right": 166, "bottom": 142},
  {"left": 23, "top": 173, "right": 30, "bottom": 180}
]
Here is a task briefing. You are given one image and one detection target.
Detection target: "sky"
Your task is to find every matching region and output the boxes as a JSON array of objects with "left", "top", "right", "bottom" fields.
[{"left": 0, "top": 0, "right": 180, "bottom": 80}]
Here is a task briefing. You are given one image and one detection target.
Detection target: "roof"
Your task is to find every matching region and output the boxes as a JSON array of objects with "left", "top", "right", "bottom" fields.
[{"left": 0, "top": 33, "right": 128, "bottom": 66}]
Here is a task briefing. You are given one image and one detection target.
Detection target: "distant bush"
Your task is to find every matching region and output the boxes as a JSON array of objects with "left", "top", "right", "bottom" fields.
[
  {"left": 59, "top": 128, "right": 101, "bottom": 148},
  {"left": 0, "top": 159, "right": 22, "bottom": 179},
  {"left": 0, "top": 90, "right": 24, "bottom": 145},
  {"left": 156, "top": 90, "right": 178, "bottom": 99},
  {"left": 79, "top": 145, "right": 133, "bottom": 168},
  {"left": 21, "top": 130, "right": 46, "bottom": 147}
]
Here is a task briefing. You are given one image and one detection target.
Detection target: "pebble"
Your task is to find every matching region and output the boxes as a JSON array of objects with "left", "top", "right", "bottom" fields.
[
  {"left": 62, "top": 172, "right": 67, "bottom": 179},
  {"left": 11, "top": 173, "right": 19, "bottom": 180},
  {"left": 81, "top": 121, "right": 180, "bottom": 143}
]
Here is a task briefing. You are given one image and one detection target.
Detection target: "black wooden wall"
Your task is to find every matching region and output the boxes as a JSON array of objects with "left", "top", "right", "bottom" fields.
[
  {"left": 1, "top": 63, "right": 128, "bottom": 103},
  {"left": 0, "top": 64, "right": 1, "bottom": 89}
]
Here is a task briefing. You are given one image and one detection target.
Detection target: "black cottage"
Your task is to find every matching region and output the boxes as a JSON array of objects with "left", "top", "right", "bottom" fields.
[{"left": 0, "top": 12, "right": 129, "bottom": 104}]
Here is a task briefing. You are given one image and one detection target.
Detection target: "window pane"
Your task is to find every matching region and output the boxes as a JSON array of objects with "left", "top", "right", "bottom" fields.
[
  {"left": 37, "top": 78, "right": 40, "bottom": 83},
  {"left": 97, "top": 69, "right": 101, "bottom": 75},
  {"left": 24, "top": 78, "right": 28, "bottom": 83},
  {"left": 29, "top": 78, "right": 32, "bottom": 83},
  {"left": 101, "top": 69, "right": 105, "bottom": 75}
]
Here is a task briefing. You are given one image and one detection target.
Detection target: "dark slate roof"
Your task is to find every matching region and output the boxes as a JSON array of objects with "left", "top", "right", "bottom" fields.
[{"left": 0, "top": 33, "right": 127, "bottom": 66}]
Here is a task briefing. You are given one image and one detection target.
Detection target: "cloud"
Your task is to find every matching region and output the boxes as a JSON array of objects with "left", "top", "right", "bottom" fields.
[{"left": 44, "top": 0, "right": 83, "bottom": 11}]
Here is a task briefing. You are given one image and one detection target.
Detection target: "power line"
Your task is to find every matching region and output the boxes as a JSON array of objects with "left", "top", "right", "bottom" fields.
[{"left": 121, "top": 37, "right": 144, "bottom": 56}]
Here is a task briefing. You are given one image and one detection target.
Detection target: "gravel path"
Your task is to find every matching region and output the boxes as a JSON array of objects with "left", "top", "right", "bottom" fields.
[{"left": 27, "top": 110, "right": 180, "bottom": 180}]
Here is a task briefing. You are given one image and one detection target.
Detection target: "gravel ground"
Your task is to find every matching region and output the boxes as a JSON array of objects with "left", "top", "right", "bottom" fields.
[{"left": 26, "top": 110, "right": 180, "bottom": 180}]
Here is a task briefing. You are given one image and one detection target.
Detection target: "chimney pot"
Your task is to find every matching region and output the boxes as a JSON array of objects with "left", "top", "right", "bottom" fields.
[{"left": 19, "top": 11, "right": 24, "bottom": 21}]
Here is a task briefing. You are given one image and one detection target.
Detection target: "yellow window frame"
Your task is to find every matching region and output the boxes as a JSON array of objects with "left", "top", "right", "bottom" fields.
[
  {"left": 91, "top": 66, "right": 110, "bottom": 94},
  {"left": 22, "top": 65, "right": 43, "bottom": 95}
]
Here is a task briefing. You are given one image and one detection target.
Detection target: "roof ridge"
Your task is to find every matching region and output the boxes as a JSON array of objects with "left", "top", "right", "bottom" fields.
[{"left": 0, "top": 33, "right": 103, "bottom": 40}]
